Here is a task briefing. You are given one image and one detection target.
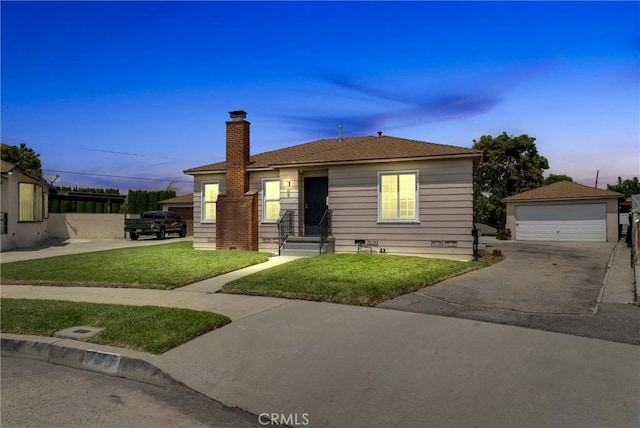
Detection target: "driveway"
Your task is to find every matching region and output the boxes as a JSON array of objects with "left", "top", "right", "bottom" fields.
[
  {"left": 383, "top": 240, "right": 615, "bottom": 315},
  {"left": 380, "top": 239, "right": 640, "bottom": 344}
]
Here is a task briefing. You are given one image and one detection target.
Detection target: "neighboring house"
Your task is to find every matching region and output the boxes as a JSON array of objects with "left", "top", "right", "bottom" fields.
[
  {"left": 159, "top": 193, "right": 194, "bottom": 236},
  {"left": 184, "top": 111, "right": 482, "bottom": 260},
  {"left": 502, "top": 181, "right": 624, "bottom": 242},
  {"left": 0, "top": 160, "right": 52, "bottom": 251}
]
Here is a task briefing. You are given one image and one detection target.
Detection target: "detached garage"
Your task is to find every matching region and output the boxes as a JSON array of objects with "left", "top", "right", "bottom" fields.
[
  {"left": 503, "top": 181, "right": 623, "bottom": 242},
  {"left": 159, "top": 193, "right": 194, "bottom": 236}
]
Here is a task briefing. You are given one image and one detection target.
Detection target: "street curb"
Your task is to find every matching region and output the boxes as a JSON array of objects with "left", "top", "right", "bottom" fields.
[{"left": 1, "top": 335, "right": 189, "bottom": 392}]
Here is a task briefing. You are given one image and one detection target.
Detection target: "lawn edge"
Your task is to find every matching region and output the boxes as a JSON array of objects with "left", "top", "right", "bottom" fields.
[
  {"left": 222, "top": 261, "right": 489, "bottom": 307},
  {"left": 1, "top": 298, "right": 233, "bottom": 354}
]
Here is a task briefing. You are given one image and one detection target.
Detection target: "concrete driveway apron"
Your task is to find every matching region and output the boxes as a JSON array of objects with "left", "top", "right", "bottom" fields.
[{"left": 393, "top": 241, "right": 615, "bottom": 315}]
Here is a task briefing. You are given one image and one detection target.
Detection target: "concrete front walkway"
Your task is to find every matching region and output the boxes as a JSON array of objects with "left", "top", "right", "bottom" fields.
[{"left": 180, "top": 255, "right": 302, "bottom": 293}]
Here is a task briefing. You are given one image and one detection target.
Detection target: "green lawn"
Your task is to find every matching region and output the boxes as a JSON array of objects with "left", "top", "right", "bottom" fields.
[
  {"left": 0, "top": 242, "right": 272, "bottom": 289},
  {"left": 222, "top": 254, "right": 486, "bottom": 306},
  {"left": 0, "top": 298, "right": 230, "bottom": 354}
]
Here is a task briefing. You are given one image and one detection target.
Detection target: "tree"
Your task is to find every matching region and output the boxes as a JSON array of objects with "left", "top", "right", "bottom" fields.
[
  {"left": 1, "top": 142, "right": 43, "bottom": 178},
  {"left": 543, "top": 174, "right": 573, "bottom": 185},
  {"left": 473, "top": 132, "right": 549, "bottom": 228},
  {"left": 607, "top": 177, "right": 639, "bottom": 198}
]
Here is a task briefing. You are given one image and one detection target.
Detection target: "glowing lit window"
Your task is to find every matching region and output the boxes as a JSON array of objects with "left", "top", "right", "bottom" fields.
[
  {"left": 379, "top": 172, "right": 417, "bottom": 221},
  {"left": 202, "top": 182, "right": 219, "bottom": 222},
  {"left": 263, "top": 179, "right": 281, "bottom": 222}
]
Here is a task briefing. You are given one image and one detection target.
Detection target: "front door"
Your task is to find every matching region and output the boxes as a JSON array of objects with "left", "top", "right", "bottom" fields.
[{"left": 304, "top": 177, "right": 328, "bottom": 236}]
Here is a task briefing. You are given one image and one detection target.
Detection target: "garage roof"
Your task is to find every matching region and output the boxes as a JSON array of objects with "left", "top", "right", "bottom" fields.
[
  {"left": 159, "top": 193, "right": 194, "bottom": 205},
  {"left": 502, "top": 181, "right": 624, "bottom": 202}
]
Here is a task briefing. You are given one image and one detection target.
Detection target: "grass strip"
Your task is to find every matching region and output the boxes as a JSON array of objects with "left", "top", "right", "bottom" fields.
[
  {"left": 1, "top": 298, "right": 230, "bottom": 354},
  {"left": 0, "top": 242, "right": 272, "bottom": 289},
  {"left": 223, "top": 254, "right": 486, "bottom": 306}
]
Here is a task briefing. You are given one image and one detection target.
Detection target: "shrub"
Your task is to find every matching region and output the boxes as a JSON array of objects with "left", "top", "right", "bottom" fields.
[{"left": 496, "top": 228, "right": 512, "bottom": 240}]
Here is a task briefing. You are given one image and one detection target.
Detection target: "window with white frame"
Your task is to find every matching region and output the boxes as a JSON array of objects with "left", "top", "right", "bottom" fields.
[
  {"left": 201, "top": 182, "right": 219, "bottom": 222},
  {"left": 263, "top": 179, "right": 281, "bottom": 222},
  {"left": 379, "top": 172, "right": 418, "bottom": 221},
  {"left": 19, "top": 183, "right": 44, "bottom": 222}
]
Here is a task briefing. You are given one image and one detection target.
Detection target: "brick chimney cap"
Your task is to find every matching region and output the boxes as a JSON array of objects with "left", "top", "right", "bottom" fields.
[{"left": 229, "top": 110, "right": 247, "bottom": 120}]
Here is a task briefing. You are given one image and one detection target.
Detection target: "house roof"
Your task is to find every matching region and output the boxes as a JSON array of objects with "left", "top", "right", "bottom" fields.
[
  {"left": 184, "top": 135, "right": 482, "bottom": 174},
  {"left": 159, "top": 193, "right": 194, "bottom": 205},
  {"left": 0, "top": 160, "right": 54, "bottom": 188},
  {"left": 502, "top": 181, "right": 624, "bottom": 202},
  {"left": 0, "top": 160, "right": 16, "bottom": 174}
]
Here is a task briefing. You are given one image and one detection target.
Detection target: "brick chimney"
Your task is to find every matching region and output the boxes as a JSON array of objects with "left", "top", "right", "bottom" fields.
[
  {"left": 225, "top": 110, "right": 250, "bottom": 197},
  {"left": 216, "top": 110, "right": 258, "bottom": 251}
]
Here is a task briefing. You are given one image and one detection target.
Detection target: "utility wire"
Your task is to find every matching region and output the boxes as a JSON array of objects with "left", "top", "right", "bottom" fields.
[{"left": 43, "top": 169, "right": 192, "bottom": 183}]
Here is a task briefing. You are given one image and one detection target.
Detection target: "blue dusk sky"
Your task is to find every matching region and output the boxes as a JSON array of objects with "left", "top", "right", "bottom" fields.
[{"left": 2, "top": 1, "right": 638, "bottom": 195}]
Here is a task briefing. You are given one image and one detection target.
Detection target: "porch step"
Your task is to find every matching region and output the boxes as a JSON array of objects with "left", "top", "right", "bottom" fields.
[
  {"left": 280, "top": 248, "right": 326, "bottom": 257},
  {"left": 280, "top": 236, "right": 334, "bottom": 256}
]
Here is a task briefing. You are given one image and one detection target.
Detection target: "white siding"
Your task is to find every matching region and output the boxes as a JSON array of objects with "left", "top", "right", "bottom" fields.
[
  {"left": 251, "top": 171, "right": 280, "bottom": 254},
  {"left": 190, "top": 158, "right": 477, "bottom": 258},
  {"left": 329, "top": 159, "right": 475, "bottom": 260},
  {"left": 192, "top": 174, "right": 225, "bottom": 250},
  {"left": 0, "top": 172, "right": 50, "bottom": 252}
]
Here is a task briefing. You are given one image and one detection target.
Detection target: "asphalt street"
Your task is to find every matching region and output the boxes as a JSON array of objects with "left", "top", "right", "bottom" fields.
[{"left": 1, "top": 355, "right": 260, "bottom": 428}]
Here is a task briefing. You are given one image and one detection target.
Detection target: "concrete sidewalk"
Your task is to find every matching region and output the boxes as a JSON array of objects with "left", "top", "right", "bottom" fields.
[
  {"left": 4, "top": 302, "right": 638, "bottom": 427},
  {"left": 1, "top": 284, "right": 292, "bottom": 321},
  {"left": 1, "top": 254, "right": 303, "bottom": 321},
  {"left": 601, "top": 241, "right": 637, "bottom": 303}
]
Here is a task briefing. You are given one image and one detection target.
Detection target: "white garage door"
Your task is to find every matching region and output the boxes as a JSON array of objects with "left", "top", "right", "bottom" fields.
[{"left": 515, "top": 204, "right": 606, "bottom": 242}]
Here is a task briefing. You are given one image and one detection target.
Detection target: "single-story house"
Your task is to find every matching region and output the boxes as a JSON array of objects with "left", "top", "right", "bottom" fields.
[
  {"left": 502, "top": 180, "right": 624, "bottom": 242},
  {"left": 159, "top": 193, "right": 194, "bottom": 236},
  {"left": 1, "top": 160, "right": 52, "bottom": 251},
  {"left": 184, "top": 111, "right": 483, "bottom": 260}
]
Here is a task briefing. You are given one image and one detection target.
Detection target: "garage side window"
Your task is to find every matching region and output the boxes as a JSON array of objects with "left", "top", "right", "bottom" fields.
[
  {"left": 19, "top": 183, "right": 44, "bottom": 222},
  {"left": 378, "top": 172, "right": 418, "bottom": 222},
  {"left": 201, "top": 182, "right": 219, "bottom": 222},
  {"left": 263, "top": 179, "right": 281, "bottom": 222}
]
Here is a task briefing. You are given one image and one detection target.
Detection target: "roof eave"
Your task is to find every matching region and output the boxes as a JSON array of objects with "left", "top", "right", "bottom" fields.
[
  {"left": 184, "top": 152, "right": 481, "bottom": 175},
  {"left": 502, "top": 195, "right": 623, "bottom": 203},
  {"left": 269, "top": 152, "right": 482, "bottom": 169}
]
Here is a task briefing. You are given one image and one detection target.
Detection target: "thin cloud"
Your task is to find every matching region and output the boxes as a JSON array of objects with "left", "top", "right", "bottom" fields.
[
  {"left": 306, "top": 62, "right": 558, "bottom": 134},
  {"left": 323, "top": 73, "right": 503, "bottom": 121}
]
